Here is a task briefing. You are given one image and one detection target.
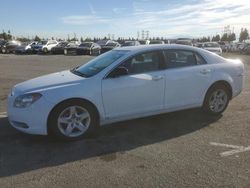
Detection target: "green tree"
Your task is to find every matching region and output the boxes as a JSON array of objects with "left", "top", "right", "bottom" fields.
[
  {"left": 0, "top": 30, "right": 8, "bottom": 40},
  {"left": 228, "top": 33, "right": 236, "bottom": 42},
  {"left": 212, "top": 34, "right": 220, "bottom": 42},
  {"left": 221, "top": 33, "right": 228, "bottom": 41},
  {"left": 34, "top": 35, "right": 41, "bottom": 42},
  {"left": 80, "top": 37, "right": 84, "bottom": 43},
  {"left": 239, "top": 28, "right": 249, "bottom": 42},
  {"left": 7, "top": 30, "right": 12, "bottom": 40}
]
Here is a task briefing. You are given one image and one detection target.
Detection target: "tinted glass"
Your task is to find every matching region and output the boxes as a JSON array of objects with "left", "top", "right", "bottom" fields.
[
  {"left": 120, "top": 51, "right": 165, "bottom": 74},
  {"left": 80, "top": 43, "right": 92, "bottom": 47},
  {"left": 204, "top": 43, "right": 220, "bottom": 47},
  {"left": 164, "top": 50, "right": 197, "bottom": 68}
]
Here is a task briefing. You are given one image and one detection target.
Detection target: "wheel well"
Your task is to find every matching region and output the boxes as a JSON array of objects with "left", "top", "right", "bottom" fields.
[
  {"left": 206, "top": 80, "right": 232, "bottom": 100},
  {"left": 47, "top": 98, "right": 100, "bottom": 135}
]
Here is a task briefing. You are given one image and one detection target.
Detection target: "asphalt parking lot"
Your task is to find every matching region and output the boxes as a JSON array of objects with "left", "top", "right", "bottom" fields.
[{"left": 0, "top": 53, "right": 249, "bottom": 187}]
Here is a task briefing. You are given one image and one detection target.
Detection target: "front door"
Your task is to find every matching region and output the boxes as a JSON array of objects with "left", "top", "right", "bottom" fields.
[{"left": 102, "top": 51, "right": 166, "bottom": 119}]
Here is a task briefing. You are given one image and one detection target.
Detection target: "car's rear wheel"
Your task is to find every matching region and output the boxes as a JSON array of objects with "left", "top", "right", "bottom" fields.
[
  {"left": 43, "top": 48, "right": 48, "bottom": 53},
  {"left": 48, "top": 100, "right": 98, "bottom": 140},
  {"left": 203, "top": 85, "right": 230, "bottom": 115}
]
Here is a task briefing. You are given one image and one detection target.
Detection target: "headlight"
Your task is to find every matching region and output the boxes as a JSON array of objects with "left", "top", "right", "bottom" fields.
[{"left": 14, "top": 93, "right": 42, "bottom": 108}]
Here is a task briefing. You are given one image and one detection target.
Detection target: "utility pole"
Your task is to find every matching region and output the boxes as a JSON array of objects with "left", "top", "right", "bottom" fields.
[
  {"left": 137, "top": 31, "right": 140, "bottom": 40},
  {"left": 142, "top": 30, "right": 145, "bottom": 40},
  {"left": 145, "top": 30, "right": 149, "bottom": 39}
]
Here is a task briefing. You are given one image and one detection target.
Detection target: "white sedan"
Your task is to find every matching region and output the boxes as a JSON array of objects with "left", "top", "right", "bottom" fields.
[
  {"left": 203, "top": 42, "right": 223, "bottom": 56},
  {"left": 8, "top": 45, "right": 244, "bottom": 140}
]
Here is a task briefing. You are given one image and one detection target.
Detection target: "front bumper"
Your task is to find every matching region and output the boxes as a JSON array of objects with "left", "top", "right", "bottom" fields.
[{"left": 7, "top": 94, "right": 54, "bottom": 135}]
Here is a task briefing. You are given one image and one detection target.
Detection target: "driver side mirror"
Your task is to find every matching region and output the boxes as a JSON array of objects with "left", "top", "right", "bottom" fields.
[{"left": 108, "top": 66, "right": 128, "bottom": 78}]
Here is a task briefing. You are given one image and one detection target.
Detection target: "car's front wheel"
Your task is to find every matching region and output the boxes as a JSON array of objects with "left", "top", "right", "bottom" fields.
[
  {"left": 1, "top": 47, "right": 7, "bottom": 54},
  {"left": 203, "top": 85, "right": 230, "bottom": 115},
  {"left": 48, "top": 100, "right": 98, "bottom": 140},
  {"left": 43, "top": 48, "right": 48, "bottom": 53}
]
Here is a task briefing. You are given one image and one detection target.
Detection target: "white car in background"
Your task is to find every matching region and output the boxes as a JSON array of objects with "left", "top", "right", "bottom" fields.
[
  {"left": 203, "top": 42, "right": 222, "bottom": 55},
  {"left": 34, "top": 40, "right": 58, "bottom": 53},
  {"left": 8, "top": 45, "right": 244, "bottom": 140}
]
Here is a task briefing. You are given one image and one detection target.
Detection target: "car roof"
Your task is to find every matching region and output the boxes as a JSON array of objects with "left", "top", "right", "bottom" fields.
[{"left": 115, "top": 44, "right": 202, "bottom": 52}]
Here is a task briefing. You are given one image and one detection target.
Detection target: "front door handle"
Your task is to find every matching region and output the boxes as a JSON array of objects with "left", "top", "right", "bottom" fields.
[
  {"left": 152, "top": 76, "right": 164, "bottom": 81},
  {"left": 200, "top": 69, "right": 211, "bottom": 74}
]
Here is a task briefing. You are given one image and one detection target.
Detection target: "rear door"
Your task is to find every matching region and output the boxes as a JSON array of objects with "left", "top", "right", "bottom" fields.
[{"left": 163, "top": 50, "right": 212, "bottom": 109}]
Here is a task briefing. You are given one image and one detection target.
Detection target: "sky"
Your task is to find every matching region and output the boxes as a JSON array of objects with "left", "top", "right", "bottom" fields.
[{"left": 1, "top": 0, "right": 250, "bottom": 39}]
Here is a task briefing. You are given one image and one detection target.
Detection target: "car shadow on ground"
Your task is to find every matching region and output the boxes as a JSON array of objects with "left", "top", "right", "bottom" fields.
[{"left": 0, "top": 108, "right": 221, "bottom": 177}]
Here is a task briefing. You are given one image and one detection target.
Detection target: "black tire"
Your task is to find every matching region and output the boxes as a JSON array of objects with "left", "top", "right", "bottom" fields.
[
  {"left": 43, "top": 48, "right": 48, "bottom": 53},
  {"left": 2, "top": 47, "right": 7, "bottom": 54},
  {"left": 203, "top": 84, "right": 230, "bottom": 115},
  {"left": 48, "top": 99, "right": 99, "bottom": 141}
]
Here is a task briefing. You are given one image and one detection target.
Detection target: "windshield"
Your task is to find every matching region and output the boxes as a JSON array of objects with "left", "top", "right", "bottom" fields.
[
  {"left": 97, "top": 40, "right": 108, "bottom": 46},
  {"left": 150, "top": 41, "right": 163, "bottom": 44},
  {"left": 39, "top": 41, "right": 48, "bottom": 45},
  {"left": 204, "top": 43, "right": 220, "bottom": 47},
  {"left": 139, "top": 41, "right": 146, "bottom": 44},
  {"left": 176, "top": 40, "right": 191, "bottom": 45},
  {"left": 79, "top": 43, "right": 92, "bottom": 47},
  {"left": 122, "top": 42, "right": 135, "bottom": 46},
  {"left": 106, "top": 42, "right": 117, "bottom": 47},
  {"left": 72, "top": 50, "right": 129, "bottom": 77},
  {"left": 57, "top": 42, "right": 68, "bottom": 47}
]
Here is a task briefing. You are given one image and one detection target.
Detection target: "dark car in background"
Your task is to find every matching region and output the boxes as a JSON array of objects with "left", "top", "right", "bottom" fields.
[
  {"left": 240, "top": 43, "right": 250, "bottom": 54},
  {"left": 51, "top": 42, "right": 69, "bottom": 54},
  {"left": 101, "top": 41, "right": 120, "bottom": 53},
  {"left": 14, "top": 41, "right": 38, "bottom": 54},
  {"left": 97, "top": 40, "right": 111, "bottom": 48},
  {"left": 0, "top": 39, "right": 7, "bottom": 53},
  {"left": 176, "top": 39, "right": 193, "bottom": 46},
  {"left": 122, "top": 41, "right": 140, "bottom": 47},
  {"left": 76, "top": 42, "right": 101, "bottom": 55},
  {"left": 64, "top": 41, "right": 80, "bottom": 55},
  {"left": 1, "top": 40, "right": 21, "bottom": 53},
  {"left": 149, "top": 40, "right": 165, "bottom": 45}
]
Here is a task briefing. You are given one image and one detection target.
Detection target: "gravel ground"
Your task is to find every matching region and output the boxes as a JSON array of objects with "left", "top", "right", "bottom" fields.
[{"left": 0, "top": 53, "right": 249, "bottom": 188}]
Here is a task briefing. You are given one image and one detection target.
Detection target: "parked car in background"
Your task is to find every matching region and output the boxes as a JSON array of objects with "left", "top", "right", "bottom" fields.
[
  {"left": 150, "top": 40, "right": 165, "bottom": 45},
  {"left": 7, "top": 44, "right": 244, "bottom": 140},
  {"left": 32, "top": 40, "right": 58, "bottom": 53},
  {"left": 240, "top": 43, "right": 250, "bottom": 54},
  {"left": 1, "top": 40, "right": 21, "bottom": 53},
  {"left": 101, "top": 41, "right": 120, "bottom": 53},
  {"left": 76, "top": 42, "right": 101, "bottom": 55},
  {"left": 51, "top": 42, "right": 69, "bottom": 54},
  {"left": 0, "top": 39, "right": 7, "bottom": 53},
  {"left": 176, "top": 40, "right": 193, "bottom": 46},
  {"left": 14, "top": 41, "right": 38, "bottom": 54},
  {"left": 218, "top": 41, "right": 230, "bottom": 52},
  {"left": 97, "top": 40, "right": 111, "bottom": 47},
  {"left": 64, "top": 41, "right": 81, "bottom": 55},
  {"left": 139, "top": 40, "right": 150, "bottom": 45},
  {"left": 194, "top": 43, "right": 203, "bottom": 48},
  {"left": 122, "top": 41, "right": 140, "bottom": 47},
  {"left": 202, "top": 42, "right": 222, "bottom": 55}
]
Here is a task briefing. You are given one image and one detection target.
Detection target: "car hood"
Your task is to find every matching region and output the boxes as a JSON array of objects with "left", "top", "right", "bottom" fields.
[{"left": 13, "top": 70, "right": 84, "bottom": 94}]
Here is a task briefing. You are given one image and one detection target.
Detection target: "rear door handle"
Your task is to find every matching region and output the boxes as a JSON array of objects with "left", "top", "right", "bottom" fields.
[
  {"left": 200, "top": 69, "right": 211, "bottom": 74},
  {"left": 152, "top": 76, "right": 164, "bottom": 81}
]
